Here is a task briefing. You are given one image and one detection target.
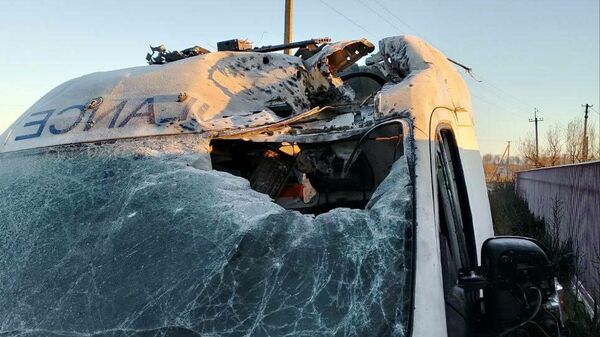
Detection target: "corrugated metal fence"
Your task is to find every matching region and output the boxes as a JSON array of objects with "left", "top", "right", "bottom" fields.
[{"left": 516, "top": 161, "right": 600, "bottom": 294}]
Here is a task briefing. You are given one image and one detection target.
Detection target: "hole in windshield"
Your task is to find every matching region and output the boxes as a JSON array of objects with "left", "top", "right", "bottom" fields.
[{"left": 210, "top": 123, "right": 403, "bottom": 214}]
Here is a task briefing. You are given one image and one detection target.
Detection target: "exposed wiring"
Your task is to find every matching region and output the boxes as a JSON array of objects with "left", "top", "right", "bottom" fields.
[
  {"left": 542, "top": 306, "right": 562, "bottom": 337},
  {"left": 527, "top": 321, "right": 552, "bottom": 337},
  {"left": 447, "top": 58, "right": 482, "bottom": 82},
  {"left": 497, "top": 287, "right": 543, "bottom": 337},
  {"left": 342, "top": 119, "right": 404, "bottom": 176},
  {"left": 256, "top": 31, "right": 268, "bottom": 45}
]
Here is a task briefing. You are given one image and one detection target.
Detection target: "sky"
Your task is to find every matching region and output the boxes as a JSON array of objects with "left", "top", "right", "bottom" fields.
[{"left": 0, "top": 0, "right": 598, "bottom": 155}]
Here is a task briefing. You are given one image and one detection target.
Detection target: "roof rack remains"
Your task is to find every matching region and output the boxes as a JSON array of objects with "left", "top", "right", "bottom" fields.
[{"left": 146, "top": 37, "right": 333, "bottom": 65}]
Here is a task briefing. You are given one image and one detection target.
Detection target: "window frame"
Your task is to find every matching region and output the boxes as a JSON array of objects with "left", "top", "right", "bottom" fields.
[{"left": 435, "top": 127, "right": 477, "bottom": 269}]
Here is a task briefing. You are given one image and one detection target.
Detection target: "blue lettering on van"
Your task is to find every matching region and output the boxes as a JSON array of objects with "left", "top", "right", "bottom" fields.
[
  {"left": 179, "top": 97, "right": 197, "bottom": 121},
  {"left": 14, "top": 110, "right": 55, "bottom": 141},
  {"left": 12, "top": 96, "right": 199, "bottom": 141},
  {"left": 84, "top": 100, "right": 127, "bottom": 130},
  {"left": 49, "top": 105, "right": 86, "bottom": 135},
  {"left": 118, "top": 98, "right": 155, "bottom": 128}
]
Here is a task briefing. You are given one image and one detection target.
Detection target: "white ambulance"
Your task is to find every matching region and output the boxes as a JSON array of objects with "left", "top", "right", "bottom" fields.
[{"left": 0, "top": 36, "right": 562, "bottom": 337}]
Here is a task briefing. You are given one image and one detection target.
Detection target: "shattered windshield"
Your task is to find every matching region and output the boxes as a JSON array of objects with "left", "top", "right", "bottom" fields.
[{"left": 0, "top": 133, "right": 414, "bottom": 337}]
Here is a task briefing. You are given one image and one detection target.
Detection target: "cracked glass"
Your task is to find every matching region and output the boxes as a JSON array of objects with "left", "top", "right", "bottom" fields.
[{"left": 0, "top": 135, "right": 414, "bottom": 337}]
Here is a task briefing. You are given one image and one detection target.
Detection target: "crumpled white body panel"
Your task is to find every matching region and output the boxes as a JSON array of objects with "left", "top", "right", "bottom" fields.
[{"left": 0, "top": 51, "right": 313, "bottom": 153}]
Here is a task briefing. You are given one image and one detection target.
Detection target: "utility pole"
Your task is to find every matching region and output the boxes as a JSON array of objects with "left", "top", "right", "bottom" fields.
[
  {"left": 492, "top": 141, "right": 511, "bottom": 182},
  {"left": 284, "top": 0, "right": 293, "bottom": 55},
  {"left": 529, "top": 108, "right": 544, "bottom": 166},
  {"left": 582, "top": 104, "right": 592, "bottom": 161},
  {"left": 506, "top": 141, "right": 511, "bottom": 181}
]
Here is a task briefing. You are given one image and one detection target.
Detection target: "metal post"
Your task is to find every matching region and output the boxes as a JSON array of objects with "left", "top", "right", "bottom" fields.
[
  {"left": 535, "top": 114, "right": 539, "bottom": 163},
  {"left": 506, "top": 141, "right": 511, "bottom": 181},
  {"left": 284, "top": 0, "right": 293, "bottom": 55},
  {"left": 582, "top": 103, "right": 592, "bottom": 161},
  {"left": 529, "top": 108, "right": 543, "bottom": 167}
]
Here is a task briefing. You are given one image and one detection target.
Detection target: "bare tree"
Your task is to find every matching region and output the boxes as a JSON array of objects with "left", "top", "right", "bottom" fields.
[
  {"left": 512, "top": 116, "right": 597, "bottom": 168},
  {"left": 544, "top": 123, "right": 563, "bottom": 166},
  {"left": 565, "top": 119, "right": 584, "bottom": 163},
  {"left": 519, "top": 133, "right": 538, "bottom": 167},
  {"left": 482, "top": 153, "right": 493, "bottom": 164}
]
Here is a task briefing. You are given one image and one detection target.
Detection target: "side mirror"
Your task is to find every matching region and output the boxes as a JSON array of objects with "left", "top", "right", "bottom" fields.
[
  {"left": 458, "top": 236, "right": 565, "bottom": 336},
  {"left": 482, "top": 236, "right": 552, "bottom": 290}
]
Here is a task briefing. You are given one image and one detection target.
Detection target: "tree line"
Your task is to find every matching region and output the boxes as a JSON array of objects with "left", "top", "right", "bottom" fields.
[{"left": 520, "top": 117, "right": 598, "bottom": 167}]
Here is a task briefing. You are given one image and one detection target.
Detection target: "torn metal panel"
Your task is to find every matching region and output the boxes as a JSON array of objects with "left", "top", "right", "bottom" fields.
[
  {"left": 146, "top": 44, "right": 210, "bottom": 64},
  {"left": 372, "top": 36, "right": 474, "bottom": 124},
  {"left": 213, "top": 106, "right": 330, "bottom": 139},
  {"left": 304, "top": 39, "right": 375, "bottom": 75},
  {"left": 0, "top": 38, "right": 378, "bottom": 153},
  {"left": 366, "top": 36, "right": 421, "bottom": 83},
  {"left": 302, "top": 39, "right": 375, "bottom": 105},
  {"left": 0, "top": 52, "right": 318, "bottom": 152},
  {"left": 1, "top": 35, "right": 472, "bottom": 155}
]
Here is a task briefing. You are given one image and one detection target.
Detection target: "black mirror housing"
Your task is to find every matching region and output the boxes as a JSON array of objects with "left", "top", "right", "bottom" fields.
[
  {"left": 458, "top": 236, "right": 565, "bottom": 336},
  {"left": 482, "top": 236, "right": 552, "bottom": 291}
]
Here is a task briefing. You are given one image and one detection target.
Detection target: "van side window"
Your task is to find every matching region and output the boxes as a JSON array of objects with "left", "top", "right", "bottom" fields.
[
  {"left": 436, "top": 128, "right": 476, "bottom": 337},
  {"left": 436, "top": 129, "right": 476, "bottom": 269}
]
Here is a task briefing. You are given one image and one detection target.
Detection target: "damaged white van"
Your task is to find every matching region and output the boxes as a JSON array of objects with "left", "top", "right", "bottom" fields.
[{"left": 0, "top": 36, "right": 564, "bottom": 337}]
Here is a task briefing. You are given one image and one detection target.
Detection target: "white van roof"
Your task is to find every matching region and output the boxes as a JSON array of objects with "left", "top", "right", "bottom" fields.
[{"left": 0, "top": 36, "right": 474, "bottom": 153}]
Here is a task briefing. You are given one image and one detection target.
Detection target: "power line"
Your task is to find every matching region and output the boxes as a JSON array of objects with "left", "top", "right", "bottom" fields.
[
  {"left": 370, "top": 1, "right": 536, "bottom": 115},
  {"left": 471, "top": 92, "right": 502, "bottom": 109},
  {"left": 355, "top": 0, "right": 409, "bottom": 35},
  {"left": 469, "top": 79, "right": 533, "bottom": 117},
  {"left": 371, "top": 0, "right": 421, "bottom": 36},
  {"left": 320, "top": 0, "right": 536, "bottom": 120},
  {"left": 470, "top": 89, "right": 529, "bottom": 119},
  {"left": 318, "top": 0, "right": 377, "bottom": 39},
  {"left": 362, "top": 0, "right": 534, "bottom": 117},
  {"left": 473, "top": 75, "right": 535, "bottom": 110}
]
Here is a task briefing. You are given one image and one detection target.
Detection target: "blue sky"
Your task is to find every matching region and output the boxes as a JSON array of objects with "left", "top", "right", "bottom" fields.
[{"left": 0, "top": 0, "right": 598, "bottom": 154}]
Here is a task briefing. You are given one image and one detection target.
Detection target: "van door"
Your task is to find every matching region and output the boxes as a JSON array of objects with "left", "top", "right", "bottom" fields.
[{"left": 435, "top": 128, "right": 478, "bottom": 337}]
